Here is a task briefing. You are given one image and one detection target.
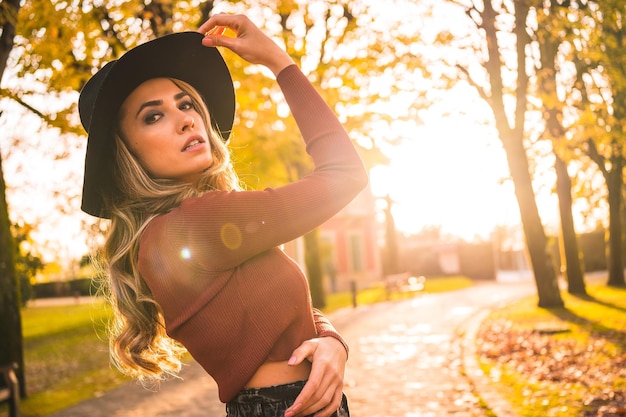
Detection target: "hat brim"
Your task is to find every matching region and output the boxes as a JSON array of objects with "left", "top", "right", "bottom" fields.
[{"left": 79, "top": 32, "right": 235, "bottom": 218}]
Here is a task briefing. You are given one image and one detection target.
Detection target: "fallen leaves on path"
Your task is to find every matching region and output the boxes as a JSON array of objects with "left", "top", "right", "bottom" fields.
[{"left": 476, "top": 319, "right": 626, "bottom": 416}]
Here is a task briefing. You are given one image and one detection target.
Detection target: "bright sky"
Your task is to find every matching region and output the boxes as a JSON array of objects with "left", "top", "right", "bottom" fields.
[{"left": 368, "top": 86, "right": 522, "bottom": 241}]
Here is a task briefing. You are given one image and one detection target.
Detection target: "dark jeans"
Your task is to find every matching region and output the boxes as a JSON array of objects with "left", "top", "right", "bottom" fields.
[{"left": 226, "top": 380, "right": 350, "bottom": 417}]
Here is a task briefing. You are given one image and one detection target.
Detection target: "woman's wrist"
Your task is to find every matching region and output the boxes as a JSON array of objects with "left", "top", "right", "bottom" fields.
[
  {"left": 267, "top": 52, "right": 295, "bottom": 77},
  {"left": 318, "top": 330, "right": 349, "bottom": 360}
]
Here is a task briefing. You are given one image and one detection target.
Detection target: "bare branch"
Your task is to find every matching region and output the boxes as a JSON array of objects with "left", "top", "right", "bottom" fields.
[
  {"left": 584, "top": 138, "right": 609, "bottom": 178},
  {"left": 0, "top": 88, "right": 82, "bottom": 135},
  {"left": 455, "top": 64, "right": 490, "bottom": 104}
]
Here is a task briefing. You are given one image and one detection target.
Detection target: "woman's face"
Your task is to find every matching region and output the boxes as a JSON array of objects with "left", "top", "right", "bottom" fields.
[{"left": 119, "top": 78, "right": 213, "bottom": 183}]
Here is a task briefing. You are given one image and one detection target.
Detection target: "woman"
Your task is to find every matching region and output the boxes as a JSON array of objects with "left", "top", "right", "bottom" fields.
[{"left": 78, "top": 13, "right": 367, "bottom": 417}]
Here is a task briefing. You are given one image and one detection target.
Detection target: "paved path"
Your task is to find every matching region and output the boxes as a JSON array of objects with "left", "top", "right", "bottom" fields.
[
  {"left": 335, "top": 280, "right": 533, "bottom": 417},
  {"left": 49, "top": 280, "right": 535, "bottom": 417}
]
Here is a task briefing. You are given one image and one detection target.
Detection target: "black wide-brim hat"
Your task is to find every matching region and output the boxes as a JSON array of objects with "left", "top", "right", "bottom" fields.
[{"left": 78, "top": 31, "right": 235, "bottom": 219}]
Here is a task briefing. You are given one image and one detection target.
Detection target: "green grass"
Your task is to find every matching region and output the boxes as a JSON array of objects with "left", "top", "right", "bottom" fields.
[
  {"left": 10, "top": 301, "right": 130, "bottom": 417},
  {"left": 4, "top": 276, "right": 472, "bottom": 417},
  {"left": 324, "top": 275, "right": 474, "bottom": 312},
  {"left": 477, "top": 284, "right": 626, "bottom": 417},
  {"left": 423, "top": 276, "right": 475, "bottom": 293}
]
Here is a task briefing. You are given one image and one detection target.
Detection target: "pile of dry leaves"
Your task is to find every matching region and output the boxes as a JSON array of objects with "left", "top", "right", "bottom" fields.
[{"left": 476, "top": 318, "right": 626, "bottom": 416}]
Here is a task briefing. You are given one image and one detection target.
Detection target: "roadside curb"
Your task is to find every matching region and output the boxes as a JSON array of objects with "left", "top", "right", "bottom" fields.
[{"left": 461, "top": 306, "right": 520, "bottom": 417}]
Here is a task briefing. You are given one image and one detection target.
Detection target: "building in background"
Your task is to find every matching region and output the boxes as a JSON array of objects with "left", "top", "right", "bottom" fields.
[{"left": 285, "top": 185, "right": 382, "bottom": 293}]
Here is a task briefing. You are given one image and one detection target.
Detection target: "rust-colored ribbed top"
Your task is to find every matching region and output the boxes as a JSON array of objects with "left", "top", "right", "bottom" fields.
[{"left": 138, "top": 65, "right": 368, "bottom": 403}]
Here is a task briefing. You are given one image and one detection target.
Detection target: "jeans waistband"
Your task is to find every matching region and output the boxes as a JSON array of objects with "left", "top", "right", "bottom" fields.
[{"left": 230, "top": 380, "right": 308, "bottom": 404}]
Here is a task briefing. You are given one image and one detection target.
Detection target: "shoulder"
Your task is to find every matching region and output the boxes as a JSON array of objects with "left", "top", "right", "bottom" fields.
[{"left": 139, "top": 189, "right": 244, "bottom": 249}]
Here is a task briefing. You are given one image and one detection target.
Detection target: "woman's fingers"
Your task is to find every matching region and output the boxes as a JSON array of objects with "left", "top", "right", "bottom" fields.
[{"left": 197, "top": 13, "right": 294, "bottom": 75}]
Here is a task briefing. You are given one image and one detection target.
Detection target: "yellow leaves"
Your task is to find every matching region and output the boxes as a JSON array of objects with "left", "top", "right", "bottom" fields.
[
  {"left": 277, "top": 0, "right": 298, "bottom": 17},
  {"left": 47, "top": 25, "right": 60, "bottom": 39},
  {"left": 5, "top": 0, "right": 426, "bottom": 184},
  {"left": 434, "top": 30, "right": 456, "bottom": 45}
]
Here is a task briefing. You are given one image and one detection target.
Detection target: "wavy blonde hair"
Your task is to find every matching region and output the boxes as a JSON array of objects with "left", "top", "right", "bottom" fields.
[{"left": 98, "top": 78, "right": 240, "bottom": 382}]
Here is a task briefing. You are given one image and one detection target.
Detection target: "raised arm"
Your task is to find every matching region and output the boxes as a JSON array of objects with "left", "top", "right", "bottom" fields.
[{"left": 152, "top": 15, "right": 368, "bottom": 271}]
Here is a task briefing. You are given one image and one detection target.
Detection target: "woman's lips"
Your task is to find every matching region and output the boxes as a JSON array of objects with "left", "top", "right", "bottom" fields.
[{"left": 182, "top": 135, "right": 205, "bottom": 151}]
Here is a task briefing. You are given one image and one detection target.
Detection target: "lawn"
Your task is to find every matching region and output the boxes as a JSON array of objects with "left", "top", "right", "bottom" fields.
[
  {"left": 2, "top": 275, "right": 471, "bottom": 417},
  {"left": 14, "top": 301, "right": 130, "bottom": 417},
  {"left": 476, "top": 284, "right": 626, "bottom": 417}
]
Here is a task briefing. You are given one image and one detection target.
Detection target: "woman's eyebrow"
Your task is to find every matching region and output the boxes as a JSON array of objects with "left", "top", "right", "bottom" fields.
[
  {"left": 174, "top": 92, "right": 188, "bottom": 100},
  {"left": 135, "top": 92, "right": 189, "bottom": 118},
  {"left": 136, "top": 99, "right": 163, "bottom": 118}
]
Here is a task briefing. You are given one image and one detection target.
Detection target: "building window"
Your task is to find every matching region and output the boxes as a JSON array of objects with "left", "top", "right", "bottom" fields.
[{"left": 349, "top": 232, "right": 364, "bottom": 273}]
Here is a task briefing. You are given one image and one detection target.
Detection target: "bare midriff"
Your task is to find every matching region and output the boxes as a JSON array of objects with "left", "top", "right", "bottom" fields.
[{"left": 244, "top": 359, "right": 312, "bottom": 388}]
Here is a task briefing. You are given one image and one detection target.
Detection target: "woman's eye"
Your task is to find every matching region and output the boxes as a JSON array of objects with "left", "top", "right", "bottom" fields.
[
  {"left": 144, "top": 112, "right": 162, "bottom": 124},
  {"left": 180, "top": 100, "right": 193, "bottom": 111}
]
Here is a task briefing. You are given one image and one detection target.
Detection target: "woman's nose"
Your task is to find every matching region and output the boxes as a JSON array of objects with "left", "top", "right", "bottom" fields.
[{"left": 179, "top": 116, "right": 196, "bottom": 133}]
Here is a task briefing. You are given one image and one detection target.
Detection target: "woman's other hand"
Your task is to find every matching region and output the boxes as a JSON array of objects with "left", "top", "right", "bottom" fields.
[
  {"left": 197, "top": 14, "right": 294, "bottom": 76},
  {"left": 284, "top": 337, "right": 347, "bottom": 417}
]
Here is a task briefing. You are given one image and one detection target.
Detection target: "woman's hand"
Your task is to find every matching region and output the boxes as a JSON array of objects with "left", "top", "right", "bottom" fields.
[
  {"left": 284, "top": 337, "right": 347, "bottom": 417},
  {"left": 197, "top": 14, "right": 294, "bottom": 76}
]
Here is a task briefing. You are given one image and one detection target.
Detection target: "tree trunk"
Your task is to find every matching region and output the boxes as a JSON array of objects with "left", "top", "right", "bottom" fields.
[
  {"left": 554, "top": 155, "right": 586, "bottom": 295},
  {"left": 533, "top": 1, "right": 585, "bottom": 296},
  {"left": 0, "top": 0, "right": 25, "bottom": 396},
  {"left": 606, "top": 156, "right": 625, "bottom": 287},
  {"left": 476, "top": 0, "right": 563, "bottom": 308},
  {"left": 0, "top": 155, "right": 25, "bottom": 397},
  {"left": 504, "top": 137, "right": 564, "bottom": 308},
  {"left": 0, "top": 0, "right": 20, "bottom": 80},
  {"left": 304, "top": 229, "right": 326, "bottom": 309}
]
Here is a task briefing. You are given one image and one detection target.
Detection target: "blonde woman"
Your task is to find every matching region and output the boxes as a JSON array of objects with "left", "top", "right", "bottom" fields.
[{"left": 78, "top": 13, "right": 367, "bottom": 417}]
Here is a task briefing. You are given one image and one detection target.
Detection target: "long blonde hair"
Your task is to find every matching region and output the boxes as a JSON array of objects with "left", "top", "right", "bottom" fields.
[{"left": 99, "top": 78, "right": 239, "bottom": 382}]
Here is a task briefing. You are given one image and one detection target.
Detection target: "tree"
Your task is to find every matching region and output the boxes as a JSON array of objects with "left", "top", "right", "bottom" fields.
[
  {"left": 533, "top": 0, "right": 587, "bottom": 295},
  {"left": 567, "top": 0, "right": 626, "bottom": 288},
  {"left": 446, "top": 0, "right": 563, "bottom": 307},
  {"left": 554, "top": 153, "right": 586, "bottom": 294},
  {"left": 0, "top": 0, "right": 26, "bottom": 396},
  {"left": 0, "top": 145, "right": 25, "bottom": 397}
]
